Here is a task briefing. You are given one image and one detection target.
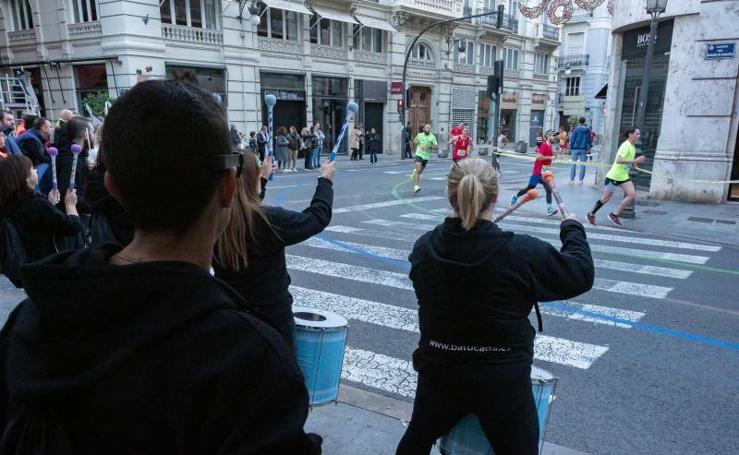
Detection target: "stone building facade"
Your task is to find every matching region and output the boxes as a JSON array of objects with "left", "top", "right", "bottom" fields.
[
  {"left": 0, "top": 0, "right": 561, "bottom": 155},
  {"left": 600, "top": 0, "right": 739, "bottom": 203}
]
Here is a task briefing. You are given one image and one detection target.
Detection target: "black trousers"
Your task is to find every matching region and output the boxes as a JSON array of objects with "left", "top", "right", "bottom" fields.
[{"left": 396, "top": 363, "right": 538, "bottom": 455}]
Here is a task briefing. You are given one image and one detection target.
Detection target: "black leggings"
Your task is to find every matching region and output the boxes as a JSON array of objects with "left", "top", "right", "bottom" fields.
[
  {"left": 396, "top": 363, "right": 538, "bottom": 455},
  {"left": 517, "top": 183, "right": 552, "bottom": 205}
]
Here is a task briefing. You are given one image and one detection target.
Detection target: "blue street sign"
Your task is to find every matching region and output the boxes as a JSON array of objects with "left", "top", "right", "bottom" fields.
[{"left": 705, "top": 42, "right": 735, "bottom": 59}]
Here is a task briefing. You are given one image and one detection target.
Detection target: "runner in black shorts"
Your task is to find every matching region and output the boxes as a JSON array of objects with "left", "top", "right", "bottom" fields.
[{"left": 411, "top": 124, "right": 437, "bottom": 193}]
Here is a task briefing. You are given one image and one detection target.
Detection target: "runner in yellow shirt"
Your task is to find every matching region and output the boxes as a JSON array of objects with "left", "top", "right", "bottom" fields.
[
  {"left": 411, "top": 124, "right": 438, "bottom": 193},
  {"left": 586, "top": 128, "right": 646, "bottom": 227}
]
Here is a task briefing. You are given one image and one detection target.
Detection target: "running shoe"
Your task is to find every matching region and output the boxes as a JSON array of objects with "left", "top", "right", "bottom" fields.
[
  {"left": 607, "top": 213, "right": 623, "bottom": 227},
  {"left": 586, "top": 212, "right": 597, "bottom": 225},
  {"left": 510, "top": 195, "right": 518, "bottom": 206},
  {"left": 414, "top": 185, "right": 421, "bottom": 193},
  {"left": 547, "top": 204, "right": 558, "bottom": 217}
]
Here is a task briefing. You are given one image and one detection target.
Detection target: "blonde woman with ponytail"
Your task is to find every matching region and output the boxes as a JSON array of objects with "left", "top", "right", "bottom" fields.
[
  {"left": 398, "top": 158, "right": 594, "bottom": 455},
  {"left": 214, "top": 152, "right": 335, "bottom": 349}
]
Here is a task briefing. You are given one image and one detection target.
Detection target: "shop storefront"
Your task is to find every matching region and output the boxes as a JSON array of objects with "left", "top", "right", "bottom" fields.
[
  {"left": 355, "top": 79, "right": 387, "bottom": 153},
  {"left": 312, "top": 76, "right": 348, "bottom": 154},
  {"left": 617, "top": 20, "right": 673, "bottom": 189},
  {"left": 529, "top": 94, "right": 547, "bottom": 144},
  {"left": 260, "top": 72, "right": 306, "bottom": 133},
  {"left": 500, "top": 91, "right": 517, "bottom": 144}
]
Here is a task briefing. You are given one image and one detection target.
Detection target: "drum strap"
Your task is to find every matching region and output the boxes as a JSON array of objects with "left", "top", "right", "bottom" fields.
[{"left": 533, "top": 302, "right": 543, "bottom": 332}]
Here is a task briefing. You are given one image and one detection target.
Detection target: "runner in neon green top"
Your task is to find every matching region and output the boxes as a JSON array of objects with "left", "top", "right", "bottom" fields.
[
  {"left": 410, "top": 124, "right": 438, "bottom": 193},
  {"left": 586, "top": 128, "right": 645, "bottom": 227}
]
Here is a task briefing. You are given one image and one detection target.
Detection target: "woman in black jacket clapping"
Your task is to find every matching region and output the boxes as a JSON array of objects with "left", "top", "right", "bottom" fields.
[
  {"left": 0, "top": 155, "right": 82, "bottom": 264},
  {"left": 396, "top": 158, "right": 594, "bottom": 455},
  {"left": 214, "top": 152, "right": 335, "bottom": 348}
]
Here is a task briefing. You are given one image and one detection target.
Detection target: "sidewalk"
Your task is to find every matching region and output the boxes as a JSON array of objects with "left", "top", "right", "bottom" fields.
[{"left": 307, "top": 385, "right": 590, "bottom": 455}]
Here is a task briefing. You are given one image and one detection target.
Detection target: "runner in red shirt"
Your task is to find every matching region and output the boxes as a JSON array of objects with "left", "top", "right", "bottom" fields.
[
  {"left": 449, "top": 122, "right": 465, "bottom": 151},
  {"left": 452, "top": 127, "right": 472, "bottom": 163},
  {"left": 510, "top": 130, "right": 558, "bottom": 216}
]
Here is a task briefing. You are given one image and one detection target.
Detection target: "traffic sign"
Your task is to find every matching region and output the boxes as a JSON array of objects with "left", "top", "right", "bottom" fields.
[{"left": 705, "top": 42, "right": 735, "bottom": 60}]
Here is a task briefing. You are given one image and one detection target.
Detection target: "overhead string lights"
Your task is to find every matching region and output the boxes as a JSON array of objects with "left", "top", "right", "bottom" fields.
[{"left": 518, "top": 0, "right": 613, "bottom": 25}]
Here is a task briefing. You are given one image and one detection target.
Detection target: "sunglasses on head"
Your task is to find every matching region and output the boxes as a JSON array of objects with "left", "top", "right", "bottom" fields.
[{"left": 212, "top": 152, "right": 245, "bottom": 178}]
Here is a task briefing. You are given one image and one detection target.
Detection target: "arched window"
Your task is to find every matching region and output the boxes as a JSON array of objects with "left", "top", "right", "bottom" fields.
[
  {"left": 5, "top": 0, "right": 33, "bottom": 31},
  {"left": 410, "top": 43, "right": 433, "bottom": 61}
]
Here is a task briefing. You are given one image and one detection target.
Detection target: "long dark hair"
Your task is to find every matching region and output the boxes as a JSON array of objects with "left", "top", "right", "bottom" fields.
[
  {"left": 623, "top": 127, "right": 639, "bottom": 140},
  {"left": 0, "top": 154, "right": 33, "bottom": 208}
]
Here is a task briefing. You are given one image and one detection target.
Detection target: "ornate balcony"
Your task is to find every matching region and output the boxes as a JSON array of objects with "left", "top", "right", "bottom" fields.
[
  {"left": 257, "top": 37, "right": 302, "bottom": 54},
  {"left": 67, "top": 21, "right": 102, "bottom": 39},
  {"left": 162, "top": 24, "right": 223, "bottom": 45},
  {"left": 408, "top": 58, "right": 436, "bottom": 70},
  {"left": 396, "top": 0, "right": 460, "bottom": 17},
  {"left": 354, "top": 50, "right": 386, "bottom": 65},
  {"left": 7, "top": 29, "right": 36, "bottom": 46},
  {"left": 454, "top": 63, "right": 475, "bottom": 73},
  {"left": 310, "top": 43, "right": 348, "bottom": 60},
  {"left": 557, "top": 54, "right": 590, "bottom": 69}
]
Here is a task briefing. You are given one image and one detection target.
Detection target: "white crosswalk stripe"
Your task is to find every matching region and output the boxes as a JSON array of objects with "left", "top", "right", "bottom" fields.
[
  {"left": 291, "top": 287, "right": 610, "bottom": 371},
  {"left": 324, "top": 225, "right": 365, "bottom": 234},
  {"left": 333, "top": 197, "right": 443, "bottom": 214},
  {"left": 343, "top": 347, "right": 418, "bottom": 398}
]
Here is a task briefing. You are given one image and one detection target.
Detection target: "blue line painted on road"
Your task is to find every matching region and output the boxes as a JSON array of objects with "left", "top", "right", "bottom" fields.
[
  {"left": 541, "top": 301, "right": 739, "bottom": 352},
  {"left": 315, "top": 235, "right": 411, "bottom": 271},
  {"left": 271, "top": 186, "right": 299, "bottom": 207}
]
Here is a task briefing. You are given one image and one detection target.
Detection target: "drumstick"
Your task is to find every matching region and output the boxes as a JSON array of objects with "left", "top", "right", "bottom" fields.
[
  {"left": 69, "top": 143, "right": 82, "bottom": 190},
  {"left": 541, "top": 171, "right": 569, "bottom": 219},
  {"left": 48, "top": 147, "right": 58, "bottom": 191},
  {"left": 264, "top": 94, "right": 277, "bottom": 181},
  {"left": 494, "top": 189, "right": 538, "bottom": 223},
  {"left": 329, "top": 101, "right": 359, "bottom": 162}
]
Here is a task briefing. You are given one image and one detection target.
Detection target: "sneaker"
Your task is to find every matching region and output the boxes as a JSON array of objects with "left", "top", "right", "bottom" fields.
[
  {"left": 510, "top": 195, "right": 518, "bottom": 206},
  {"left": 586, "top": 212, "right": 597, "bottom": 225},
  {"left": 568, "top": 180, "right": 575, "bottom": 185},
  {"left": 414, "top": 185, "right": 421, "bottom": 193},
  {"left": 578, "top": 180, "right": 584, "bottom": 185},
  {"left": 607, "top": 213, "right": 623, "bottom": 227},
  {"left": 547, "top": 204, "right": 558, "bottom": 217}
]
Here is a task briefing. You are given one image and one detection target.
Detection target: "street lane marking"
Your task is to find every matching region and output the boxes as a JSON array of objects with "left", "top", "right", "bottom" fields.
[
  {"left": 324, "top": 225, "right": 365, "bottom": 234},
  {"left": 292, "top": 288, "right": 609, "bottom": 372},
  {"left": 540, "top": 301, "right": 645, "bottom": 328},
  {"left": 383, "top": 171, "right": 408, "bottom": 175},
  {"left": 362, "top": 218, "right": 712, "bottom": 264},
  {"left": 286, "top": 255, "right": 413, "bottom": 290},
  {"left": 303, "top": 237, "right": 690, "bottom": 279},
  {"left": 333, "top": 197, "right": 444, "bottom": 214},
  {"left": 288, "top": 250, "right": 671, "bottom": 299}
]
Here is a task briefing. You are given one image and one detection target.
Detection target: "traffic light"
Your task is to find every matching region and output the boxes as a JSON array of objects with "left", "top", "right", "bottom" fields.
[
  {"left": 487, "top": 60, "right": 505, "bottom": 98},
  {"left": 487, "top": 75, "right": 500, "bottom": 99}
]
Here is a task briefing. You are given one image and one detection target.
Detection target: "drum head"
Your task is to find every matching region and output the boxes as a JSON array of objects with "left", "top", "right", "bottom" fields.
[{"left": 294, "top": 306, "right": 348, "bottom": 329}]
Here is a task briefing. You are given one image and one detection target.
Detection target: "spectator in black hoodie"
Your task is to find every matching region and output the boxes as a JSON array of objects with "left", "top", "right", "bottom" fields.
[
  {"left": 214, "top": 151, "right": 334, "bottom": 348},
  {"left": 0, "top": 79, "right": 321, "bottom": 454},
  {"left": 0, "top": 154, "right": 81, "bottom": 263},
  {"left": 396, "top": 158, "right": 594, "bottom": 455}
]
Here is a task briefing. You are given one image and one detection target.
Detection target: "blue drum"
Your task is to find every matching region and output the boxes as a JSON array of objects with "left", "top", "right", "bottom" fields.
[
  {"left": 293, "top": 306, "right": 348, "bottom": 406},
  {"left": 437, "top": 365, "right": 558, "bottom": 455}
]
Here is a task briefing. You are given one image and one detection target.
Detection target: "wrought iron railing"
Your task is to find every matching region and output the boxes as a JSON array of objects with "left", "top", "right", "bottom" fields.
[
  {"left": 542, "top": 24, "right": 559, "bottom": 40},
  {"left": 557, "top": 54, "right": 590, "bottom": 69}
]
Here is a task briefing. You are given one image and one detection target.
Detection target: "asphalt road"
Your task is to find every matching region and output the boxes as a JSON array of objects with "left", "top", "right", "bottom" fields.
[{"left": 1, "top": 154, "right": 737, "bottom": 454}]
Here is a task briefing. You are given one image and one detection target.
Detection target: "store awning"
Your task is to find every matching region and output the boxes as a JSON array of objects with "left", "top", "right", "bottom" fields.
[
  {"left": 311, "top": 5, "right": 358, "bottom": 24},
  {"left": 355, "top": 14, "right": 397, "bottom": 33},
  {"left": 261, "top": 0, "right": 312, "bottom": 16},
  {"left": 595, "top": 83, "right": 608, "bottom": 99}
]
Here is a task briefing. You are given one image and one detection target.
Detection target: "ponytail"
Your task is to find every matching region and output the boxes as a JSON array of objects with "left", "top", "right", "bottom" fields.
[{"left": 447, "top": 158, "right": 499, "bottom": 231}]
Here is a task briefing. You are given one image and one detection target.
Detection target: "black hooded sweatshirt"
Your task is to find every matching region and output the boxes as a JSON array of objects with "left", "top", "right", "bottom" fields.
[
  {"left": 409, "top": 218, "right": 594, "bottom": 370},
  {"left": 0, "top": 244, "right": 320, "bottom": 454}
]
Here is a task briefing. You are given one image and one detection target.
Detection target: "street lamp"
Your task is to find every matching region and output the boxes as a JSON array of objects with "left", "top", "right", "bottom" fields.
[
  {"left": 235, "top": 1, "right": 261, "bottom": 25},
  {"left": 401, "top": 5, "right": 505, "bottom": 158},
  {"left": 448, "top": 38, "right": 467, "bottom": 61}
]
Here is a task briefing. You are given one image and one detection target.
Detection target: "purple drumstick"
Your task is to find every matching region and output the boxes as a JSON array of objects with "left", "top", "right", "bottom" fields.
[
  {"left": 69, "top": 143, "right": 82, "bottom": 190},
  {"left": 48, "top": 147, "right": 59, "bottom": 191}
]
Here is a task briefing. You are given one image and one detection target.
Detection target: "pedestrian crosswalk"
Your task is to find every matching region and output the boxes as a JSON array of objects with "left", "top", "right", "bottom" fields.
[{"left": 285, "top": 197, "right": 721, "bottom": 399}]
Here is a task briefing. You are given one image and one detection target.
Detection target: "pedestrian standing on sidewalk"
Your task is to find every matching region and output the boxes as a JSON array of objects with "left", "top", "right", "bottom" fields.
[
  {"left": 301, "top": 127, "right": 313, "bottom": 169},
  {"left": 257, "top": 124, "right": 268, "bottom": 162},
  {"left": 311, "top": 123, "right": 324, "bottom": 169},
  {"left": 287, "top": 126, "right": 300, "bottom": 172},
  {"left": 568, "top": 117, "right": 593, "bottom": 184},
  {"left": 214, "top": 152, "right": 335, "bottom": 349},
  {"left": 396, "top": 157, "right": 594, "bottom": 455},
  {"left": 350, "top": 123, "right": 362, "bottom": 161},
  {"left": 403, "top": 122, "right": 412, "bottom": 159},
  {"left": 510, "top": 131, "right": 557, "bottom": 216},
  {"left": 586, "top": 128, "right": 646, "bottom": 227},
  {"left": 248, "top": 131, "right": 257, "bottom": 156},
  {"left": 274, "top": 126, "right": 289, "bottom": 173},
  {"left": 0, "top": 79, "right": 322, "bottom": 454},
  {"left": 411, "top": 124, "right": 437, "bottom": 194},
  {"left": 452, "top": 127, "right": 472, "bottom": 163},
  {"left": 367, "top": 127, "right": 381, "bottom": 164},
  {"left": 358, "top": 123, "right": 365, "bottom": 160}
]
